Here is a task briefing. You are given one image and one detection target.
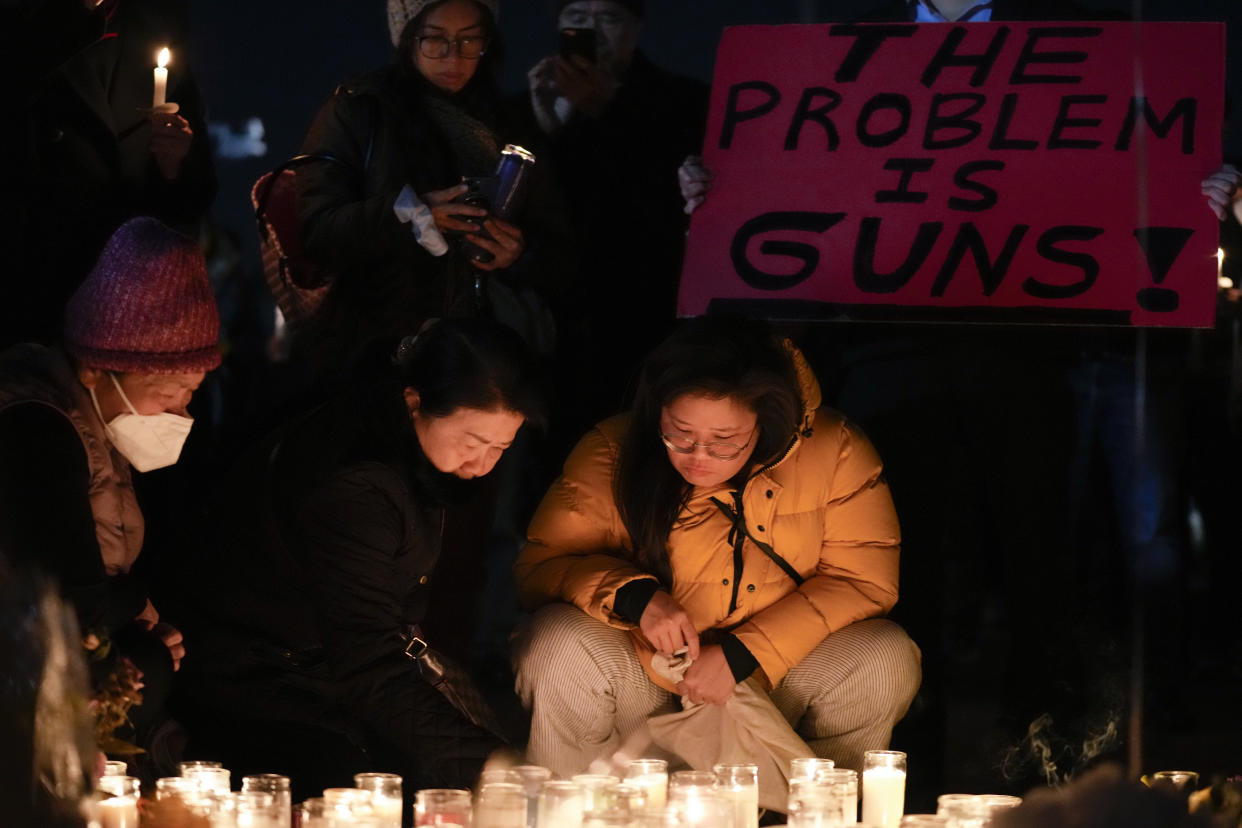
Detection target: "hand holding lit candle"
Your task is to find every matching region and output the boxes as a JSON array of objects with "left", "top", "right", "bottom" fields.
[
  {"left": 153, "top": 47, "right": 169, "bottom": 108},
  {"left": 147, "top": 46, "right": 192, "bottom": 180}
]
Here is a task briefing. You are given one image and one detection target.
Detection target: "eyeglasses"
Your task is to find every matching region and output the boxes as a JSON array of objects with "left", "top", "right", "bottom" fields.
[
  {"left": 660, "top": 428, "right": 756, "bottom": 461},
  {"left": 414, "top": 35, "right": 490, "bottom": 60}
]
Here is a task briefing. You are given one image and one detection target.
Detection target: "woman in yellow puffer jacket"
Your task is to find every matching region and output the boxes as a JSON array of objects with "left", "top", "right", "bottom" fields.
[{"left": 513, "top": 317, "right": 922, "bottom": 775}]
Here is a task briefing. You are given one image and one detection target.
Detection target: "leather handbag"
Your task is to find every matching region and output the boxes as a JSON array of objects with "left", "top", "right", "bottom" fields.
[{"left": 402, "top": 627, "right": 508, "bottom": 739}]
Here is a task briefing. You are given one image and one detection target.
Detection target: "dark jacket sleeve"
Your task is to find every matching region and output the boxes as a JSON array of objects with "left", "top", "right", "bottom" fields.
[
  {"left": 0, "top": 404, "right": 146, "bottom": 635},
  {"left": 293, "top": 465, "right": 500, "bottom": 785},
  {"left": 295, "top": 91, "right": 434, "bottom": 281}
]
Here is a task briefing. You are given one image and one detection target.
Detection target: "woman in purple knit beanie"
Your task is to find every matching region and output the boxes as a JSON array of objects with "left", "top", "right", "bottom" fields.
[{"left": 0, "top": 216, "right": 220, "bottom": 768}]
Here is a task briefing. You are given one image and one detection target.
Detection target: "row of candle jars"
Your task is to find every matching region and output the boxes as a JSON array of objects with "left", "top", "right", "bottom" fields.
[
  {"left": 89, "top": 750, "right": 1029, "bottom": 828},
  {"left": 412, "top": 759, "right": 760, "bottom": 828}
]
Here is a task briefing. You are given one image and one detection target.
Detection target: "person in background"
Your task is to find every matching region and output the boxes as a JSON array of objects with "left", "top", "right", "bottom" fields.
[
  {"left": 175, "top": 318, "right": 547, "bottom": 796},
  {"left": 0, "top": 0, "right": 216, "bottom": 350},
  {"left": 513, "top": 317, "right": 920, "bottom": 775},
  {"left": 295, "top": 0, "right": 568, "bottom": 383},
  {"left": 0, "top": 217, "right": 220, "bottom": 764},
  {"left": 522, "top": 0, "right": 709, "bottom": 450}
]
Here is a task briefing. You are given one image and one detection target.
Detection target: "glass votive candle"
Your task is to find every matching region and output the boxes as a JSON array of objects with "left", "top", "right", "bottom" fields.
[
  {"left": 624, "top": 759, "right": 669, "bottom": 811},
  {"left": 572, "top": 775, "right": 620, "bottom": 814},
  {"left": 515, "top": 765, "right": 553, "bottom": 827},
  {"left": 480, "top": 769, "right": 524, "bottom": 788},
  {"left": 585, "top": 783, "right": 645, "bottom": 826},
  {"left": 900, "top": 816, "right": 949, "bottom": 827},
  {"left": 97, "top": 776, "right": 140, "bottom": 828},
  {"left": 936, "top": 794, "right": 986, "bottom": 828},
  {"left": 156, "top": 776, "right": 198, "bottom": 801},
  {"left": 977, "top": 794, "right": 1021, "bottom": 816},
  {"left": 186, "top": 766, "right": 231, "bottom": 794},
  {"left": 231, "top": 790, "right": 278, "bottom": 828},
  {"left": 477, "top": 783, "right": 527, "bottom": 828},
  {"left": 298, "top": 797, "right": 327, "bottom": 828},
  {"left": 537, "top": 780, "right": 585, "bottom": 828},
  {"left": 789, "top": 757, "right": 835, "bottom": 782},
  {"left": 714, "top": 763, "right": 759, "bottom": 828},
  {"left": 604, "top": 782, "right": 646, "bottom": 813},
  {"left": 243, "top": 774, "right": 292, "bottom": 828},
  {"left": 669, "top": 786, "right": 732, "bottom": 827},
  {"left": 670, "top": 771, "right": 716, "bottom": 793},
  {"left": 787, "top": 783, "right": 842, "bottom": 828},
  {"left": 1152, "top": 770, "right": 1200, "bottom": 796},
  {"left": 179, "top": 760, "right": 223, "bottom": 775},
  {"left": 356, "top": 773, "right": 404, "bottom": 827},
  {"left": 102, "top": 760, "right": 129, "bottom": 778},
  {"left": 816, "top": 768, "right": 859, "bottom": 825},
  {"left": 862, "top": 750, "right": 907, "bottom": 828},
  {"left": 415, "top": 788, "right": 472, "bottom": 826}
]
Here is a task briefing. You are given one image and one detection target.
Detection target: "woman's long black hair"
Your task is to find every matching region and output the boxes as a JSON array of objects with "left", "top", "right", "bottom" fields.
[{"left": 614, "top": 317, "right": 803, "bottom": 588}]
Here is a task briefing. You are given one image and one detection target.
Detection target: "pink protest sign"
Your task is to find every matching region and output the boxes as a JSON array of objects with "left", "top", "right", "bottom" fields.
[{"left": 679, "top": 22, "right": 1225, "bottom": 326}]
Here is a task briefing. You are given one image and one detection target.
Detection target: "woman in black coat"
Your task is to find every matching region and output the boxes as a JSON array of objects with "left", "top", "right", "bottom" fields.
[
  {"left": 294, "top": 0, "right": 567, "bottom": 379},
  {"left": 177, "top": 318, "right": 547, "bottom": 794}
]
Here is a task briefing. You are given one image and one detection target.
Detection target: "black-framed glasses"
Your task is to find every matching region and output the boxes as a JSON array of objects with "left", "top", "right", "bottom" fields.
[
  {"left": 415, "top": 35, "right": 490, "bottom": 60},
  {"left": 660, "top": 428, "right": 756, "bottom": 461}
]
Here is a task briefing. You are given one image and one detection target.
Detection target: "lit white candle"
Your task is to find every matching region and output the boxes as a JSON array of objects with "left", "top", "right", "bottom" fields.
[
  {"left": 624, "top": 760, "right": 669, "bottom": 811},
  {"left": 536, "top": 781, "right": 584, "bottom": 828},
  {"left": 98, "top": 796, "right": 140, "bottom": 828},
  {"left": 371, "top": 795, "right": 402, "bottom": 827},
  {"left": 153, "top": 47, "right": 170, "bottom": 107},
  {"left": 628, "top": 773, "right": 667, "bottom": 810},
  {"left": 717, "top": 785, "right": 760, "bottom": 828},
  {"left": 861, "top": 766, "right": 906, "bottom": 828}
]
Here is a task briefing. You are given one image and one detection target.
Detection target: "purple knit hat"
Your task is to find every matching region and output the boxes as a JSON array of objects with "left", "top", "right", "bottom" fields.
[{"left": 64, "top": 217, "right": 221, "bottom": 374}]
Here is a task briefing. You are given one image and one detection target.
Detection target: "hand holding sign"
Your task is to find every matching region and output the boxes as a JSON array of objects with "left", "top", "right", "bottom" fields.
[
  {"left": 1200, "top": 164, "right": 1241, "bottom": 221},
  {"left": 678, "top": 155, "right": 714, "bottom": 215}
]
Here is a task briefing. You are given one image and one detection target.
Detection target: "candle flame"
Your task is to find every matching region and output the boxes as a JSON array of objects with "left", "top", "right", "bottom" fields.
[{"left": 157, "top": 48, "right": 170, "bottom": 68}]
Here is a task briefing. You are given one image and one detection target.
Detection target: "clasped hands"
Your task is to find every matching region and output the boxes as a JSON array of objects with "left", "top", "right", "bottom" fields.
[{"left": 639, "top": 589, "right": 736, "bottom": 706}]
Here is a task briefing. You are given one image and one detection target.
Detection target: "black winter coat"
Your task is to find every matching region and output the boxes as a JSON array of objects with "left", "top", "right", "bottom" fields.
[{"left": 180, "top": 380, "right": 502, "bottom": 788}]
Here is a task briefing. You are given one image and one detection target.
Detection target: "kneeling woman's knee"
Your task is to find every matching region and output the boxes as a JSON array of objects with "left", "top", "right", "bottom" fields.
[
  {"left": 857, "top": 620, "right": 922, "bottom": 712},
  {"left": 513, "top": 603, "right": 627, "bottom": 688}
]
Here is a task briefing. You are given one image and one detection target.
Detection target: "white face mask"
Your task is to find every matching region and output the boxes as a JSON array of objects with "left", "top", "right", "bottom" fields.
[{"left": 89, "top": 373, "right": 194, "bottom": 472}]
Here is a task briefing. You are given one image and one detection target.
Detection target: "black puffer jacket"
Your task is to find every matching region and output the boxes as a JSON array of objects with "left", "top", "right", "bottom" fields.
[{"left": 181, "top": 379, "right": 502, "bottom": 787}]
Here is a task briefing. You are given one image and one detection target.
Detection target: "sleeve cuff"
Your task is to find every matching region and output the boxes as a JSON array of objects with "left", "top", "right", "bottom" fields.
[
  {"left": 720, "top": 632, "right": 759, "bottom": 682},
  {"left": 613, "top": 579, "right": 661, "bottom": 624}
]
